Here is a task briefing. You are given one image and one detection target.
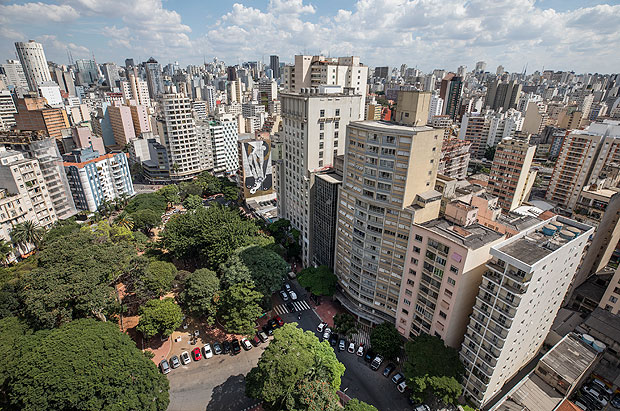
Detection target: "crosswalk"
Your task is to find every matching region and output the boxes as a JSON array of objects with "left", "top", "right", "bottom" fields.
[
  {"left": 350, "top": 329, "right": 370, "bottom": 347},
  {"left": 272, "top": 300, "right": 312, "bottom": 315}
]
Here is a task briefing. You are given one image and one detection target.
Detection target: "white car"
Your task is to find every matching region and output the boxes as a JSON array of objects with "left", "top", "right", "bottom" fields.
[
  {"left": 241, "top": 337, "right": 253, "bottom": 351},
  {"left": 279, "top": 290, "right": 289, "bottom": 301},
  {"left": 203, "top": 343, "right": 213, "bottom": 359},
  {"left": 317, "top": 322, "right": 327, "bottom": 333},
  {"left": 322, "top": 327, "right": 332, "bottom": 340},
  {"left": 397, "top": 380, "right": 407, "bottom": 393},
  {"left": 348, "top": 342, "right": 355, "bottom": 353},
  {"left": 180, "top": 351, "right": 191, "bottom": 365},
  {"left": 356, "top": 344, "right": 364, "bottom": 356},
  {"left": 288, "top": 290, "right": 298, "bottom": 301}
]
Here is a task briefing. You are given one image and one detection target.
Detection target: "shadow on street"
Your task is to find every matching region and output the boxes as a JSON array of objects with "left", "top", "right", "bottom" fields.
[{"left": 206, "top": 374, "right": 255, "bottom": 411}]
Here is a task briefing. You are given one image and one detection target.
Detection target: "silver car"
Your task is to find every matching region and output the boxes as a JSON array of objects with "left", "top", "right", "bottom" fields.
[{"left": 180, "top": 351, "right": 191, "bottom": 365}]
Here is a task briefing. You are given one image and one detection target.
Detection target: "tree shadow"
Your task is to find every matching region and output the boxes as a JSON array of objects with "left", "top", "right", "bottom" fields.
[{"left": 205, "top": 374, "right": 257, "bottom": 411}]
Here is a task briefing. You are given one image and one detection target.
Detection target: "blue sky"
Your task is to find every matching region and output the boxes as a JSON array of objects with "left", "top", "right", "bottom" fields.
[{"left": 1, "top": 0, "right": 619, "bottom": 73}]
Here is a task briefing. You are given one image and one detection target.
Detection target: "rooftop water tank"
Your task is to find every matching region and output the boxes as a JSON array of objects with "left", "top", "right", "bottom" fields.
[
  {"left": 582, "top": 334, "right": 594, "bottom": 346},
  {"left": 592, "top": 340, "right": 606, "bottom": 353},
  {"left": 542, "top": 225, "right": 557, "bottom": 236}
]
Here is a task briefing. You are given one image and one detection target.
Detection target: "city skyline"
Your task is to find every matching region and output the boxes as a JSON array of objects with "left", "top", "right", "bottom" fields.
[{"left": 0, "top": 0, "right": 618, "bottom": 73}]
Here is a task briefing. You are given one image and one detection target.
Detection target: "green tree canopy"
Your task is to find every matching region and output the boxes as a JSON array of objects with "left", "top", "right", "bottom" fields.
[
  {"left": 344, "top": 399, "right": 379, "bottom": 411},
  {"left": 160, "top": 205, "right": 267, "bottom": 269},
  {"left": 333, "top": 313, "right": 358, "bottom": 338},
  {"left": 137, "top": 298, "right": 183, "bottom": 339},
  {"left": 182, "top": 268, "right": 220, "bottom": 325},
  {"left": 369, "top": 322, "right": 402, "bottom": 360},
  {"left": 246, "top": 324, "right": 345, "bottom": 409},
  {"left": 220, "top": 246, "right": 288, "bottom": 297},
  {"left": 125, "top": 193, "right": 167, "bottom": 216},
  {"left": 182, "top": 194, "right": 203, "bottom": 210},
  {"left": 157, "top": 184, "right": 180, "bottom": 206},
  {"left": 2, "top": 318, "right": 169, "bottom": 411},
  {"left": 179, "top": 182, "right": 203, "bottom": 199},
  {"left": 131, "top": 209, "right": 161, "bottom": 235},
  {"left": 219, "top": 282, "right": 263, "bottom": 335},
  {"left": 140, "top": 260, "right": 177, "bottom": 297},
  {"left": 286, "top": 379, "right": 339, "bottom": 411},
  {"left": 20, "top": 230, "right": 135, "bottom": 328},
  {"left": 403, "top": 334, "right": 464, "bottom": 404},
  {"left": 297, "top": 265, "right": 337, "bottom": 296},
  {"left": 10, "top": 220, "right": 44, "bottom": 250},
  {"left": 266, "top": 219, "right": 301, "bottom": 258}
]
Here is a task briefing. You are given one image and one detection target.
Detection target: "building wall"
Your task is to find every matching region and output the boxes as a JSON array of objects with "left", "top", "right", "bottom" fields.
[
  {"left": 108, "top": 104, "right": 136, "bottom": 147},
  {"left": 488, "top": 139, "right": 537, "bottom": 211},
  {"left": 311, "top": 172, "right": 341, "bottom": 269},
  {"left": 15, "top": 41, "right": 51, "bottom": 91}
]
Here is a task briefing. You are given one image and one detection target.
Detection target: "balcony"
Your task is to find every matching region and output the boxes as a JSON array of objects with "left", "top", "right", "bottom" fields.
[
  {"left": 501, "top": 278, "right": 528, "bottom": 295},
  {"left": 487, "top": 261, "right": 506, "bottom": 274},
  {"left": 483, "top": 269, "right": 502, "bottom": 285},
  {"left": 495, "top": 303, "right": 516, "bottom": 318},
  {"left": 505, "top": 268, "right": 532, "bottom": 284},
  {"left": 497, "top": 291, "right": 520, "bottom": 307}
]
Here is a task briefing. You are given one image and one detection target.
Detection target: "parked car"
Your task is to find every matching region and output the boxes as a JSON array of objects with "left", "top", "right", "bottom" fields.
[
  {"left": 191, "top": 347, "right": 202, "bottom": 361},
  {"left": 170, "top": 355, "right": 180, "bottom": 369},
  {"left": 180, "top": 351, "right": 191, "bottom": 365},
  {"left": 288, "top": 290, "right": 298, "bottom": 301},
  {"left": 222, "top": 341, "right": 231, "bottom": 354},
  {"left": 581, "top": 385, "right": 608, "bottom": 408},
  {"left": 397, "top": 381, "right": 408, "bottom": 393},
  {"left": 284, "top": 283, "right": 291, "bottom": 291},
  {"left": 357, "top": 344, "right": 364, "bottom": 356},
  {"left": 231, "top": 339, "right": 241, "bottom": 355},
  {"left": 383, "top": 363, "right": 396, "bottom": 377},
  {"left": 279, "top": 290, "right": 289, "bottom": 301},
  {"left": 611, "top": 394, "right": 620, "bottom": 408},
  {"left": 263, "top": 324, "right": 274, "bottom": 336},
  {"left": 578, "top": 393, "right": 603, "bottom": 411},
  {"left": 241, "top": 337, "right": 253, "bottom": 351},
  {"left": 159, "top": 359, "right": 171, "bottom": 374},
  {"left": 274, "top": 315, "right": 284, "bottom": 327},
  {"left": 364, "top": 349, "right": 375, "bottom": 363},
  {"left": 251, "top": 334, "right": 261, "bottom": 346},
  {"left": 573, "top": 399, "right": 592, "bottom": 411},
  {"left": 348, "top": 341, "right": 355, "bottom": 353},
  {"left": 203, "top": 343, "right": 213, "bottom": 359},
  {"left": 258, "top": 331, "right": 269, "bottom": 343},
  {"left": 338, "top": 338, "right": 346, "bottom": 351},
  {"left": 370, "top": 355, "right": 384, "bottom": 371},
  {"left": 329, "top": 333, "right": 339, "bottom": 347},
  {"left": 413, "top": 405, "right": 430, "bottom": 411},
  {"left": 317, "top": 322, "right": 327, "bottom": 333},
  {"left": 287, "top": 271, "right": 296, "bottom": 279},
  {"left": 392, "top": 372, "right": 405, "bottom": 384},
  {"left": 590, "top": 378, "right": 613, "bottom": 397},
  {"left": 213, "top": 342, "right": 222, "bottom": 355},
  {"left": 322, "top": 327, "right": 332, "bottom": 340}
]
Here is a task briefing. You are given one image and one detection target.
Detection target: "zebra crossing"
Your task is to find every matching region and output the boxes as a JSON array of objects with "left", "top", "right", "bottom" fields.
[
  {"left": 350, "top": 329, "right": 370, "bottom": 347},
  {"left": 272, "top": 300, "right": 312, "bottom": 315}
]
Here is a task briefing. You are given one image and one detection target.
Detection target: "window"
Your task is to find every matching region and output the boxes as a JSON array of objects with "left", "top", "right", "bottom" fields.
[
  {"left": 335, "top": 109, "right": 340, "bottom": 116},
  {"left": 415, "top": 234, "right": 423, "bottom": 242},
  {"left": 334, "top": 140, "right": 339, "bottom": 147},
  {"left": 335, "top": 121, "right": 340, "bottom": 129},
  {"left": 450, "top": 265, "right": 459, "bottom": 274},
  {"left": 334, "top": 131, "right": 339, "bottom": 138},
  {"left": 319, "top": 151, "right": 323, "bottom": 158},
  {"left": 407, "top": 279, "right": 414, "bottom": 286},
  {"left": 413, "top": 246, "right": 421, "bottom": 254},
  {"left": 320, "top": 123, "right": 324, "bottom": 130},
  {"left": 319, "top": 142, "right": 324, "bottom": 149},
  {"left": 439, "top": 311, "right": 447, "bottom": 319},
  {"left": 320, "top": 109, "right": 325, "bottom": 117},
  {"left": 611, "top": 296, "right": 618, "bottom": 304},
  {"left": 447, "top": 277, "right": 456, "bottom": 286},
  {"left": 319, "top": 132, "right": 324, "bottom": 140}
]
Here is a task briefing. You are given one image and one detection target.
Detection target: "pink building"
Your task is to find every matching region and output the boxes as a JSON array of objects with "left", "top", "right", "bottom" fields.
[
  {"left": 72, "top": 126, "right": 105, "bottom": 155},
  {"left": 108, "top": 102, "right": 136, "bottom": 147},
  {"left": 129, "top": 101, "right": 151, "bottom": 135},
  {"left": 395, "top": 216, "right": 505, "bottom": 348}
]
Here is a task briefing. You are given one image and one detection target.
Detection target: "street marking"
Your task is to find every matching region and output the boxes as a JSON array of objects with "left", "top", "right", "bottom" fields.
[{"left": 272, "top": 300, "right": 312, "bottom": 315}]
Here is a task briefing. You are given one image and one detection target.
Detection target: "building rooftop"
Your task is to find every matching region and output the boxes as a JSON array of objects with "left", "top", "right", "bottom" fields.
[
  {"left": 316, "top": 172, "right": 342, "bottom": 184},
  {"left": 419, "top": 218, "right": 504, "bottom": 250},
  {"left": 573, "top": 120, "right": 620, "bottom": 138},
  {"left": 540, "top": 333, "right": 598, "bottom": 384},
  {"left": 583, "top": 307, "right": 620, "bottom": 344},
  {"left": 353, "top": 120, "right": 434, "bottom": 134}
]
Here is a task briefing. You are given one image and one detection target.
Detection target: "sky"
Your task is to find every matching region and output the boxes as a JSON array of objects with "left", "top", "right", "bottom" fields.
[{"left": 1, "top": 0, "right": 619, "bottom": 74}]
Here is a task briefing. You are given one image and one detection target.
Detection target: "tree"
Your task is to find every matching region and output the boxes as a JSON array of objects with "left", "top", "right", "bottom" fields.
[
  {"left": 344, "top": 399, "right": 379, "bottom": 411},
  {"left": 157, "top": 184, "right": 180, "bottom": 207},
  {"left": 182, "top": 268, "right": 220, "bottom": 324},
  {"left": 219, "top": 282, "right": 263, "bottom": 335},
  {"left": 140, "top": 260, "right": 177, "bottom": 297},
  {"left": 266, "top": 218, "right": 301, "bottom": 258},
  {"left": 403, "top": 334, "right": 464, "bottom": 405},
  {"left": 160, "top": 205, "right": 267, "bottom": 269},
  {"left": 333, "top": 313, "right": 358, "bottom": 338},
  {"left": 10, "top": 221, "right": 44, "bottom": 251},
  {"left": 132, "top": 209, "right": 161, "bottom": 235},
  {"left": 220, "top": 246, "right": 288, "bottom": 297},
  {"left": 125, "top": 193, "right": 167, "bottom": 216},
  {"left": 484, "top": 145, "right": 496, "bottom": 161},
  {"left": 20, "top": 230, "right": 135, "bottom": 328},
  {"left": 369, "top": 322, "right": 402, "bottom": 360},
  {"left": 182, "top": 194, "right": 203, "bottom": 210},
  {"left": 3, "top": 318, "right": 169, "bottom": 410},
  {"left": 0, "top": 240, "right": 12, "bottom": 266},
  {"left": 179, "top": 182, "right": 203, "bottom": 199},
  {"left": 286, "top": 379, "right": 339, "bottom": 411},
  {"left": 137, "top": 298, "right": 183, "bottom": 339},
  {"left": 246, "top": 324, "right": 345, "bottom": 409},
  {"left": 298, "top": 265, "right": 337, "bottom": 296}
]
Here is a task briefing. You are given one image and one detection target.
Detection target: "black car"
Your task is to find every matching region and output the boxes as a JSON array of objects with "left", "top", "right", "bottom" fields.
[
  {"left": 383, "top": 363, "right": 396, "bottom": 377},
  {"left": 231, "top": 339, "right": 241, "bottom": 355},
  {"left": 268, "top": 319, "right": 278, "bottom": 330},
  {"left": 286, "top": 302, "right": 295, "bottom": 312},
  {"left": 329, "top": 333, "right": 339, "bottom": 347},
  {"left": 213, "top": 342, "right": 222, "bottom": 355},
  {"left": 222, "top": 340, "right": 231, "bottom": 354},
  {"left": 364, "top": 349, "right": 375, "bottom": 363},
  {"left": 262, "top": 324, "right": 274, "bottom": 336}
]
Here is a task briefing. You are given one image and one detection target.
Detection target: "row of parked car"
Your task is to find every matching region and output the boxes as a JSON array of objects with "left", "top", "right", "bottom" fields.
[
  {"left": 159, "top": 332, "right": 270, "bottom": 374},
  {"left": 574, "top": 377, "right": 619, "bottom": 411}
]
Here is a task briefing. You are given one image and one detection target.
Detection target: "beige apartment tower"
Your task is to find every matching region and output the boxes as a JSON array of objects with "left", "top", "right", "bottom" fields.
[
  {"left": 333, "top": 120, "right": 443, "bottom": 324},
  {"left": 393, "top": 91, "right": 431, "bottom": 126}
]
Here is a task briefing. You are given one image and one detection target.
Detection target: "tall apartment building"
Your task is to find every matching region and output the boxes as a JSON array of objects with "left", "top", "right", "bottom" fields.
[
  {"left": 395, "top": 211, "right": 505, "bottom": 347},
  {"left": 120, "top": 72, "right": 151, "bottom": 106},
  {"left": 1, "top": 59, "right": 29, "bottom": 92},
  {"left": 487, "top": 138, "right": 537, "bottom": 211},
  {"left": 157, "top": 93, "right": 205, "bottom": 181},
  {"left": 485, "top": 79, "right": 522, "bottom": 112},
  {"left": 64, "top": 148, "right": 134, "bottom": 212},
  {"left": 14, "top": 41, "right": 51, "bottom": 92},
  {"left": 145, "top": 58, "right": 164, "bottom": 99},
  {"left": 333, "top": 121, "right": 443, "bottom": 324},
  {"left": 428, "top": 94, "right": 444, "bottom": 122},
  {"left": 204, "top": 85, "right": 216, "bottom": 113},
  {"left": 440, "top": 74, "right": 463, "bottom": 120},
  {"left": 0, "top": 90, "right": 17, "bottom": 131},
  {"left": 458, "top": 110, "right": 522, "bottom": 158},
  {"left": 129, "top": 137, "right": 170, "bottom": 182},
  {"left": 75, "top": 59, "right": 99, "bottom": 85},
  {"left": 13, "top": 97, "right": 70, "bottom": 142},
  {"left": 102, "top": 63, "right": 120, "bottom": 88},
  {"left": 208, "top": 117, "right": 238, "bottom": 175},
  {"left": 438, "top": 138, "right": 471, "bottom": 179},
  {"left": 108, "top": 103, "right": 136, "bottom": 147},
  {"left": 281, "top": 87, "right": 362, "bottom": 265},
  {"left": 522, "top": 101, "right": 548, "bottom": 135},
  {"left": 546, "top": 120, "right": 620, "bottom": 211},
  {"left": 129, "top": 102, "right": 150, "bottom": 135},
  {"left": 365, "top": 96, "right": 382, "bottom": 121},
  {"left": 311, "top": 165, "right": 343, "bottom": 270},
  {"left": 270, "top": 55, "right": 280, "bottom": 79},
  {"left": 460, "top": 217, "right": 593, "bottom": 408},
  {"left": 0, "top": 130, "right": 76, "bottom": 219}
]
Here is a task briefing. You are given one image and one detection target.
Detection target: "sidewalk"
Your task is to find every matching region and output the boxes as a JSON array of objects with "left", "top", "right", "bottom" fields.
[{"left": 310, "top": 296, "right": 347, "bottom": 327}]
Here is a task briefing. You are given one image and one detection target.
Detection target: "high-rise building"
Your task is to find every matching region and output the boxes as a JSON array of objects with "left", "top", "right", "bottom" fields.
[
  {"left": 120, "top": 71, "right": 151, "bottom": 106},
  {"left": 333, "top": 121, "right": 443, "bottom": 324},
  {"left": 13, "top": 97, "right": 70, "bottom": 142},
  {"left": 0, "top": 90, "right": 17, "bottom": 131},
  {"left": 128, "top": 102, "right": 150, "bottom": 135},
  {"left": 440, "top": 74, "right": 463, "bottom": 120},
  {"left": 438, "top": 138, "right": 471, "bottom": 179},
  {"left": 75, "top": 59, "right": 99, "bottom": 85},
  {"left": 522, "top": 101, "right": 548, "bottom": 135},
  {"left": 0, "top": 130, "right": 76, "bottom": 219},
  {"left": 108, "top": 103, "right": 136, "bottom": 147},
  {"left": 475, "top": 61, "right": 487, "bottom": 73},
  {"left": 208, "top": 117, "right": 238, "bottom": 175},
  {"left": 102, "top": 63, "right": 120, "bottom": 88},
  {"left": 393, "top": 91, "right": 431, "bottom": 126},
  {"left": 428, "top": 94, "right": 444, "bottom": 122},
  {"left": 1, "top": 59, "right": 29, "bottom": 92},
  {"left": 145, "top": 58, "right": 164, "bottom": 99},
  {"left": 460, "top": 217, "right": 593, "bottom": 408},
  {"left": 281, "top": 86, "right": 362, "bottom": 265},
  {"left": 374, "top": 66, "right": 389, "bottom": 79},
  {"left": 129, "top": 137, "right": 170, "bottom": 182},
  {"left": 546, "top": 120, "right": 620, "bottom": 211},
  {"left": 15, "top": 41, "right": 52, "bottom": 92},
  {"left": 487, "top": 138, "right": 537, "bottom": 211},
  {"left": 157, "top": 93, "right": 205, "bottom": 180},
  {"left": 270, "top": 55, "right": 280, "bottom": 79},
  {"left": 485, "top": 79, "right": 522, "bottom": 112},
  {"left": 204, "top": 85, "right": 216, "bottom": 113},
  {"left": 64, "top": 148, "right": 134, "bottom": 212},
  {"left": 37, "top": 81, "right": 63, "bottom": 107},
  {"left": 458, "top": 110, "right": 523, "bottom": 158}
]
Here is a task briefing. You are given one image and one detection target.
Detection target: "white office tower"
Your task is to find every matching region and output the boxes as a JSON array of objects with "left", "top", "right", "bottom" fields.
[
  {"left": 428, "top": 94, "right": 444, "bottom": 122},
  {"left": 15, "top": 41, "right": 52, "bottom": 92},
  {"left": 195, "top": 120, "right": 214, "bottom": 171},
  {"left": 280, "top": 86, "right": 362, "bottom": 266},
  {"left": 38, "top": 81, "right": 63, "bottom": 107},
  {"left": 1, "top": 60, "right": 29, "bottom": 92},
  {"left": 159, "top": 93, "right": 204, "bottom": 180},
  {"left": 120, "top": 71, "right": 151, "bottom": 107},
  {"left": 460, "top": 217, "right": 593, "bottom": 408},
  {"left": 204, "top": 85, "right": 216, "bottom": 113},
  {"left": 209, "top": 117, "right": 239, "bottom": 175},
  {"left": 0, "top": 91, "right": 17, "bottom": 131}
]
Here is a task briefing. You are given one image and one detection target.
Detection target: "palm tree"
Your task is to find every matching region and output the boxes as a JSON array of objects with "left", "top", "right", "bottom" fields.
[
  {"left": 10, "top": 220, "right": 44, "bottom": 253},
  {"left": 0, "top": 240, "right": 12, "bottom": 266},
  {"left": 116, "top": 214, "right": 134, "bottom": 231}
]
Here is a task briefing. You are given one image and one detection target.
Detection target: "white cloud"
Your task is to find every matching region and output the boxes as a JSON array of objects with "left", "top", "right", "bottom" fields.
[{"left": 0, "top": 2, "right": 79, "bottom": 24}]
